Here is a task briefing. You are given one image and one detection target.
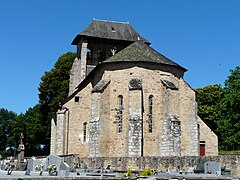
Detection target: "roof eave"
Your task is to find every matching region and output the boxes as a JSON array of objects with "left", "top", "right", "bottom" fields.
[
  {"left": 71, "top": 34, "right": 151, "bottom": 46},
  {"left": 71, "top": 34, "right": 81, "bottom": 45},
  {"left": 102, "top": 60, "right": 188, "bottom": 72}
]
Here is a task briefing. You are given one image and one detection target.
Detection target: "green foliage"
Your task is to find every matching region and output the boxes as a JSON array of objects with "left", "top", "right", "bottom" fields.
[
  {"left": 195, "top": 84, "right": 223, "bottom": 131},
  {"left": 0, "top": 108, "right": 18, "bottom": 158},
  {"left": 39, "top": 52, "right": 76, "bottom": 118},
  {"left": 140, "top": 167, "right": 152, "bottom": 177},
  {"left": 123, "top": 168, "right": 133, "bottom": 177},
  {"left": 21, "top": 104, "right": 48, "bottom": 156},
  {"left": 0, "top": 52, "right": 76, "bottom": 157},
  {"left": 38, "top": 52, "right": 76, "bottom": 154},
  {"left": 196, "top": 66, "right": 240, "bottom": 150},
  {"left": 217, "top": 66, "right": 240, "bottom": 148},
  {"left": 219, "top": 150, "right": 240, "bottom": 155}
]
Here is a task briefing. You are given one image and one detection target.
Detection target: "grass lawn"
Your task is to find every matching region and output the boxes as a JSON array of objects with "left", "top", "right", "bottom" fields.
[{"left": 219, "top": 150, "right": 240, "bottom": 155}]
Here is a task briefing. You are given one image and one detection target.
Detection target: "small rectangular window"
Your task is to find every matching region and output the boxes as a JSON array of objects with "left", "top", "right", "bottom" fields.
[
  {"left": 75, "top": 96, "right": 80, "bottom": 102},
  {"left": 83, "top": 122, "right": 87, "bottom": 142}
]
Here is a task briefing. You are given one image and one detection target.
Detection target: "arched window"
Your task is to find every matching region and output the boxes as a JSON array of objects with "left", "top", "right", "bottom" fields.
[
  {"left": 118, "top": 95, "right": 123, "bottom": 133},
  {"left": 83, "top": 122, "right": 87, "bottom": 142},
  {"left": 97, "top": 49, "right": 105, "bottom": 62},
  {"left": 148, "top": 95, "right": 153, "bottom": 133}
]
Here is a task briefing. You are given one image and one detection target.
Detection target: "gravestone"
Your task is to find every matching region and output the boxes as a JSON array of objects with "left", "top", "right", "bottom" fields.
[
  {"left": 194, "top": 157, "right": 207, "bottom": 173},
  {"left": 46, "top": 155, "right": 61, "bottom": 171},
  {"left": 204, "top": 161, "right": 221, "bottom": 175},
  {"left": 59, "top": 162, "right": 70, "bottom": 177},
  {"left": 25, "top": 157, "right": 36, "bottom": 175},
  {"left": 27, "top": 157, "right": 36, "bottom": 171},
  {"left": 1, "top": 162, "right": 6, "bottom": 170}
]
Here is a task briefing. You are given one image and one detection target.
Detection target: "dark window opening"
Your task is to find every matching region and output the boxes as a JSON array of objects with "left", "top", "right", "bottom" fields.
[
  {"left": 83, "top": 122, "right": 87, "bottom": 142},
  {"left": 148, "top": 95, "right": 153, "bottom": 133},
  {"left": 75, "top": 96, "right": 80, "bottom": 102},
  {"left": 118, "top": 95, "right": 123, "bottom": 133},
  {"left": 97, "top": 49, "right": 105, "bottom": 62}
]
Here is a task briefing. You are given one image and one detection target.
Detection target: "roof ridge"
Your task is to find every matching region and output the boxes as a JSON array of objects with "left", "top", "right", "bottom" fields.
[{"left": 93, "top": 18, "right": 129, "bottom": 24}]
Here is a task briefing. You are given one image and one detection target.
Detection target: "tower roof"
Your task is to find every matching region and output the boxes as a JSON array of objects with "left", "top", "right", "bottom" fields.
[
  {"left": 103, "top": 40, "right": 187, "bottom": 71},
  {"left": 72, "top": 19, "right": 150, "bottom": 45}
]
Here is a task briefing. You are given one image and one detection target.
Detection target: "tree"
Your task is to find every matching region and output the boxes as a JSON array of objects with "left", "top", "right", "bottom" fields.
[
  {"left": 217, "top": 66, "right": 240, "bottom": 149},
  {"left": 17, "top": 104, "right": 48, "bottom": 156},
  {"left": 0, "top": 108, "right": 18, "bottom": 158},
  {"left": 196, "top": 66, "right": 240, "bottom": 150},
  {"left": 38, "top": 52, "right": 76, "bottom": 154},
  {"left": 195, "top": 84, "right": 223, "bottom": 131}
]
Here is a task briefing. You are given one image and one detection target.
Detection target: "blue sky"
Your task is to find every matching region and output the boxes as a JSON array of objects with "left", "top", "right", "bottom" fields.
[{"left": 0, "top": 0, "right": 239, "bottom": 114}]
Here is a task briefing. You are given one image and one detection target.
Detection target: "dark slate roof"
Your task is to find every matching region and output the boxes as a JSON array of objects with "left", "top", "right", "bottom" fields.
[
  {"left": 92, "top": 80, "right": 110, "bottom": 92},
  {"left": 103, "top": 40, "right": 187, "bottom": 71},
  {"left": 72, "top": 19, "right": 150, "bottom": 45},
  {"left": 161, "top": 79, "right": 178, "bottom": 90}
]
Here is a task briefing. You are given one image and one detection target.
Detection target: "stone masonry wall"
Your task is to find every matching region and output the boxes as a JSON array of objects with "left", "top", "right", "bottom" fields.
[
  {"left": 62, "top": 155, "right": 240, "bottom": 177},
  {"left": 51, "top": 62, "right": 218, "bottom": 158},
  {"left": 89, "top": 92, "right": 101, "bottom": 157},
  {"left": 198, "top": 116, "right": 218, "bottom": 156},
  {"left": 128, "top": 89, "right": 142, "bottom": 157},
  {"left": 50, "top": 109, "right": 67, "bottom": 155},
  {"left": 69, "top": 40, "right": 88, "bottom": 96},
  {"left": 179, "top": 79, "right": 199, "bottom": 156},
  {"left": 98, "top": 81, "right": 111, "bottom": 157},
  {"left": 63, "top": 82, "right": 92, "bottom": 156}
]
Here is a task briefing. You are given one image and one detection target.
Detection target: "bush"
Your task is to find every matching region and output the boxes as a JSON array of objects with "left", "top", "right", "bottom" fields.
[
  {"left": 140, "top": 167, "right": 152, "bottom": 177},
  {"left": 123, "top": 168, "right": 132, "bottom": 177}
]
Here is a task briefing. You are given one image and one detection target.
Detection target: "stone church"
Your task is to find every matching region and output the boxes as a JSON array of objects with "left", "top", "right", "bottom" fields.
[{"left": 50, "top": 19, "right": 218, "bottom": 157}]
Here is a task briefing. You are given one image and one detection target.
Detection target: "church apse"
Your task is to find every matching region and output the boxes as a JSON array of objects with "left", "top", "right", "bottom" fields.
[{"left": 51, "top": 19, "right": 218, "bottom": 158}]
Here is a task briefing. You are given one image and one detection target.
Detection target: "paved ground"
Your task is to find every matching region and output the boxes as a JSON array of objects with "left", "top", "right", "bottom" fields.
[
  {"left": 0, "top": 170, "right": 234, "bottom": 180},
  {"left": 0, "top": 170, "right": 118, "bottom": 179}
]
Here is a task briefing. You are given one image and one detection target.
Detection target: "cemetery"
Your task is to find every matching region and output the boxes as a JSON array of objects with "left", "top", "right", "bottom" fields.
[
  {"left": 0, "top": 128, "right": 238, "bottom": 179},
  {"left": 0, "top": 153, "right": 238, "bottom": 179},
  {"left": 0, "top": 126, "right": 236, "bottom": 179},
  {"left": 0, "top": 19, "right": 239, "bottom": 180}
]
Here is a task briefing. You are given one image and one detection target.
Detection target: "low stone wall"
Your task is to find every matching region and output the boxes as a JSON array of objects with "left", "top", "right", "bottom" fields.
[{"left": 62, "top": 155, "right": 240, "bottom": 177}]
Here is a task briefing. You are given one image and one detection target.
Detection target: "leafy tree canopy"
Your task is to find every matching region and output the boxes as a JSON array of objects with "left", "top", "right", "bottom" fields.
[
  {"left": 39, "top": 52, "right": 76, "bottom": 118},
  {"left": 217, "top": 66, "right": 240, "bottom": 148},
  {"left": 20, "top": 104, "right": 48, "bottom": 156},
  {"left": 196, "top": 66, "right": 240, "bottom": 150},
  {"left": 0, "top": 108, "right": 18, "bottom": 158},
  {"left": 38, "top": 52, "right": 76, "bottom": 154},
  {"left": 195, "top": 84, "right": 223, "bottom": 131}
]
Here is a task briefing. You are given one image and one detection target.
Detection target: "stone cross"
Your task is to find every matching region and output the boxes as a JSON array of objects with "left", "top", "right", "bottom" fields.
[{"left": 18, "top": 132, "right": 25, "bottom": 170}]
